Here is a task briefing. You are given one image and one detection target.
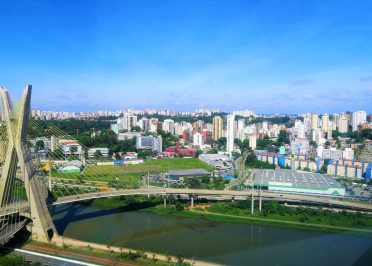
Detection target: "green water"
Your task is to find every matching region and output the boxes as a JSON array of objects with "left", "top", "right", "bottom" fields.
[{"left": 52, "top": 204, "right": 372, "bottom": 266}]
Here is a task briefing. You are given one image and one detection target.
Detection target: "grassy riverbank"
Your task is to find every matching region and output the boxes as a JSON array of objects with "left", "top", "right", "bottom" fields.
[
  {"left": 84, "top": 196, "right": 372, "bottom": 234},
  {"left": 21, "top": 240, "right": 192, "bottom": 266},
  {"left": 147, "top": 201, "right": 372, "bottom": 235},
  {"left": 2, "top": 234, "right": 194, "bottom": 266}
]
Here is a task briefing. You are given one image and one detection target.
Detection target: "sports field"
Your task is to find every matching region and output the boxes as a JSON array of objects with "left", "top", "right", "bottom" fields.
[
  {"left": 83, "top": 158, "right": 212, "bottom": 175},
  {"left": 53, "top": 158, "right": 213, "bottom": 185}
]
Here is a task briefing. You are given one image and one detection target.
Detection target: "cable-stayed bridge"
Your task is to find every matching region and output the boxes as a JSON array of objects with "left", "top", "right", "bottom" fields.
[{"left": 1, "top": 85, "right": 372, "bottom": 245}]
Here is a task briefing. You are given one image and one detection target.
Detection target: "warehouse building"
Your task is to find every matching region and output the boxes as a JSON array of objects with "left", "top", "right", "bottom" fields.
[
  {"left": 168, "top": 169, "right": 210, "bottom": 180},
  {"left": 249, "top": 169, "right": 345, "bottom": 196}
]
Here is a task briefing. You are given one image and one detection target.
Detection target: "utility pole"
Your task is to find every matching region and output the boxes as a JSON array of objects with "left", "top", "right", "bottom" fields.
[
  {"left": 48, "top": 160, "right": 52, "bottom": 191},
  {"left": 147, "top": 171, "right": 150, "bottom": 198},
  {"left": 259, "top": 191, "right": 262, "bottom": 212},
  {"left": 251, "top": 193, "right": 254, "bottom": 215}
]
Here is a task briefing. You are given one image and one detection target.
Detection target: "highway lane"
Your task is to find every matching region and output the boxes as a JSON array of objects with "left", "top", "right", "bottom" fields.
[
  {"left": 12, "top": 248, "right": 99, "bottom": 266},
  {"left": 52, "top": 187, "right": 372, "bottom": 211}
]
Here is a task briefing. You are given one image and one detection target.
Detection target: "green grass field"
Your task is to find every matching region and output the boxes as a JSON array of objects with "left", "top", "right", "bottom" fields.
[
  {"left": 52, "top": 158, "right": 213, "bottom": 187},
  {"left": 143, "top": 158, "right": 213, "bottom": 172},
  {"left": 81, "top": 158, "right": 212, "bottom": 175}
]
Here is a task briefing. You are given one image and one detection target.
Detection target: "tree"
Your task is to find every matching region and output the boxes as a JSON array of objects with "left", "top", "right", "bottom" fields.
[
  {"left": 309, "top": 140, "right": 317, "bottom": 148},
  {"left": 196, "top": 149, "right": 203, "bottom": 157},
  {"left": 332, "top": 130, "right": 341, "bottom": 140},
  {"left": 47, "top": 148, "right": 64, "bottom": 160},
  {"left": 175, "top": 201, "right": 184, "bottom": 211},
  {"left": 114, "top": 152, "right": 122, "bottom": 160},
  {"left": 245, "top": 152, "right": 275, "bottom": 169},
  {"left": 131, "top": 126, "right": 142, "bottom": 132},
  {"left": 94, "top": 150, "right": 102, "bottom": 160},
  {"left": 257, "top": 135, "right": 273, "bottom": 150},
  {"left": 234, "top": 138, "right": 242, "bottom": 149},
  {"left": 157, "top": 129, "right": 179, "bottom": 149},
  {"left": 35, "top": 140, "right": 45, "bottom": 151},
  {"left": 209, "top": 147, "right": 218, "bottom": 154},
  {"left": 232, "top": 151, "right": 241, "bottom": 160},
  {"left": 241, "top": 139, "right": 250, "bottom": 151},
  {"left": 137, "top": 149, "right": 153, "bottom": 158},
  {"left": 278, "top": 130, "right": 288, "bottom": 144},
  {"left": 324, "top": 141, "right": 331, "bottom": 148},
  {"left": 217, "top": 137, "right": 227, "bottom": 147}
]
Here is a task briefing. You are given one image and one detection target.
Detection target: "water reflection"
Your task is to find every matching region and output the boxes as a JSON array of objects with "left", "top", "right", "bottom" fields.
[{"left": 52, "top": 203, "right": 372, "bottom": 266}]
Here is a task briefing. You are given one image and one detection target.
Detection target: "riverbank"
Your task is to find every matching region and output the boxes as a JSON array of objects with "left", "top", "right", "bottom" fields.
[
  {"left": 46, "top": 199, "right": 372, "bottom": 265},
  {"left": 189, "top": 208, "right": 372, "bottom": 234},
  {"left": 22, "top": 237, "right": 219, "bottom": 266},
  {"left": 147, "top": 203, "right": 372, "bottom": 235},
  {"left": 83, "top": 195, "right": 372, "bottom": 234}
]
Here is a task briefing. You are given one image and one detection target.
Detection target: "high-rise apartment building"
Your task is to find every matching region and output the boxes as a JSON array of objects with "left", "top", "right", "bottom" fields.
[
  {"left": 295, "top": 120, "right": 306, "bottom": 138},
  {"left": 122, "top": 113, "right": 138, "bottom": 131},
  {"left": 138, "top": 117, "right": 150, "bottom": 131},
  {"left": 338, "top": 115, "right": 348, "bottom": 133},
  {"left": 303, "top": 113, "right": 312, "bottom": 133},
  {"left": 248, "top": 133, "right": 257, "bottom": 150},
  {"left": 163, "top": 119, "right": 175, "bottom": 135},
  {"left": 193, "top": 132, "right": 204, "bottom": 147},
  {"left": 226, "top": 114, "right": 235, "bottom": 156},
  {"left": 149, "top": 118, "right": 159, "bottom": 132},
  {"left": 321, "top": 114, "right": 329, "bottom": 130},
  {"left": 153, "top": 136, "right": 163, "bottom": 153},
  {"left": 311, "top": 113, "right": 319, "bottom": 130},
  {"left": 212, "top": 116, "right": 223, "bottom": 141},
  {"left": 352, "top": 111, "right": 367, "bottom": 131}
]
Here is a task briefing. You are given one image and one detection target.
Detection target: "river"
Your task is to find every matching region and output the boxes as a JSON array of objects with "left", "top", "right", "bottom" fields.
[{"left": 52, "top": 203, "right": 372, "bottom": 266}]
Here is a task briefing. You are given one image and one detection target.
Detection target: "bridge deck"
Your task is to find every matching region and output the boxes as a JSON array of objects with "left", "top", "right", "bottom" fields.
[
  {"left": 53, "top": 188, "right": 372, "bottom": 211},
  {"left": 0, "top": 219, "right": 28, "bottom": 244},
  {"left": 0, "top": 201, "right": 30, "bottom": 217}
]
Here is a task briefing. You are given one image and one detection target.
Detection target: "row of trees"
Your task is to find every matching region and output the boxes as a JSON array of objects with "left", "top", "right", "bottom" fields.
[
  {"left": 209, "top": 200, "right": 369, "bottom": 226},
  {"left": 255, "top": 130, "right": 289, "bottom": 152},
  {"left": 247, "top": 116, "right": 291, "bottom": 126},
  {"left": 137, "top": 112, "right": 228, "bottom": 124},
  {"left": 332, "top": 128, "right": 372, "bottom": 142},
  {"left": 182, "top": 176, "right": 229, "bottom": 190},
  {"left": 245, "top": 152, "right": 275, "bottom": 169}
]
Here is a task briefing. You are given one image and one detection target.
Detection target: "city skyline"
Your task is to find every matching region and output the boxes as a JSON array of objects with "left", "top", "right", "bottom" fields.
[
  {"left": 30, "top": 107, "right": 371, "bottom": 118},
  {"left": 1, "top": 0, "right": 372, "bottom": 113}
]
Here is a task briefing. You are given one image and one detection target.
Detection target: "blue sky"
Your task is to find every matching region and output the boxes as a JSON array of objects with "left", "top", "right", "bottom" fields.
[{"left": 1, "top": 0, "right": 371, "bottom": 113}]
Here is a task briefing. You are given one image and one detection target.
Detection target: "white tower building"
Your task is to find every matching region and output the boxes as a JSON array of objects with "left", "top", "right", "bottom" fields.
[
  {"left": 352, "top": 111, "right": 367, "bottom": 131},
  {"left": 226, "top": 114, "right": 235, "bottom": 156}
]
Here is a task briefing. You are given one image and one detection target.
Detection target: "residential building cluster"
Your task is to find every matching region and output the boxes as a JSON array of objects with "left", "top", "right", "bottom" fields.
[
  {"left": 30, "top": 106, "right": 371, "bottom": 181},
  {"left": 31, "top": 108, "right": 224, "bottom": 121}
]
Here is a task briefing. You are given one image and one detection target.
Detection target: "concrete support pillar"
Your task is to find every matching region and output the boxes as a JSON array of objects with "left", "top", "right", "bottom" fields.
[
  {"left": 163, "top": 195, "right": 167, "bottom": 208},
  {"left": 48, "top": 177, "right": 52, "bottom": 191},
  {"left": 191, "top": 196, "right": 194, "bottom": 208},
  {"left": 251, "top": 193, "right": 254, "bottom": 215},
  {"left": 231, "top": 196, "right": 235, "bottom": 203},
  {"left": 147, "top": 172, "right": 150, "bottom": 198},
  {"left": 259, "top": 192, "right": 262, "bottom": 212}
]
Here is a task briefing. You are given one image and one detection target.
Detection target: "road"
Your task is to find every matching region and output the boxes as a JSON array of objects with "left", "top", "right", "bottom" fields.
[
  {"left": 52, "top": 187, "right": 372, "bottom": 211},
  {"left": 11, "top": 248, "right": 98, "bottom": 266},
  {"left": 19, "top": 243, "right": 137, "bottom": 266}
]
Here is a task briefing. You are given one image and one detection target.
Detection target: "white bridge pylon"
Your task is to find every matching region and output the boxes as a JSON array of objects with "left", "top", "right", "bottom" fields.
[{"left": 0, "top": 85, "right": 57, "bottom": 243}]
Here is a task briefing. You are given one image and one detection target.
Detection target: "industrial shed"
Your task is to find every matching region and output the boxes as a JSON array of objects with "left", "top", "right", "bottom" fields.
[
  {"left": 168, "top": 169, "right": 210, "bottom": 180},
  {"left": 249, "top": 169, "right": 345, "bottom": 196}
]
